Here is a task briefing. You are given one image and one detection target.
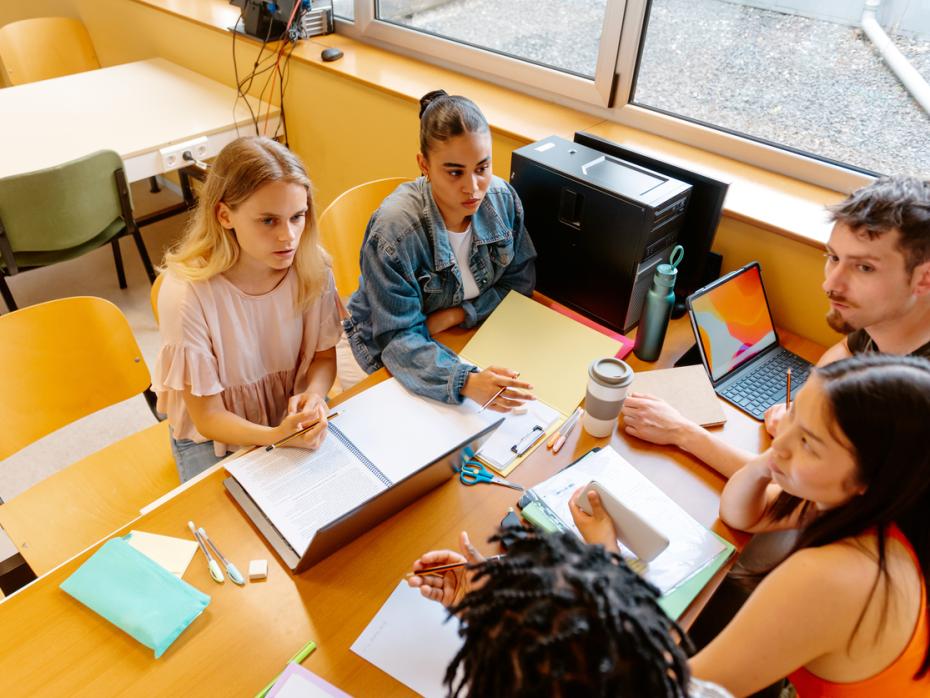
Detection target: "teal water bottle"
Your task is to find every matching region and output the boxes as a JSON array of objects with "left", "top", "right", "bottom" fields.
[{"left": 633, "top": 245, "right": 684, "bottom": 362}]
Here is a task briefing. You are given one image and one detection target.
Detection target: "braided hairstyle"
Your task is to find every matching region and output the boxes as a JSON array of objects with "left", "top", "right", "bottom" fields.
[{"left": 445, "top": 531, "right": 693, "bottom": 697}]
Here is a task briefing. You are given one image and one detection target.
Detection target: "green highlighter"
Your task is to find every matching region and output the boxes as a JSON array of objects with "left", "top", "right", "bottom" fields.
[{"left": 521, "top": 500, "right": 570, "bottom": 534}]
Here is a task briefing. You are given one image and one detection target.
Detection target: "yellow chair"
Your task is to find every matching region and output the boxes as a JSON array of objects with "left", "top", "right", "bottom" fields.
[
  {"left": 0, "top": 17, "right": 99, "bottom": 85},
  {"left": 0, "top": 297, "right": 179, "bottom": 577},
  {"left": 318, "top": 177, "right": 411, "bottom": 297}
]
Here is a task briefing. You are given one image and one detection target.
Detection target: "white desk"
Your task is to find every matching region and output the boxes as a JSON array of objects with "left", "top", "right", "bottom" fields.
[{"left": 0, "top": 58, "right": 278, "bottom": 182}]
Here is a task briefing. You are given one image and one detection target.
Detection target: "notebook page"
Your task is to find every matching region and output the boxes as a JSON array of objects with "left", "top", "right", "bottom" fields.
[
  {"left": 334, "top": 378, "right": 494, "bottom": 484},
  {"left": 225, "top": 435, "right": 385, "bottom": 554}
]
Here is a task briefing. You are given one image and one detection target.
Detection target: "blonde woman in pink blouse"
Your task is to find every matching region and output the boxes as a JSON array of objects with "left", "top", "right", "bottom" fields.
[{"left": 154, "top": 137, "right": 342, "bottom": 481}]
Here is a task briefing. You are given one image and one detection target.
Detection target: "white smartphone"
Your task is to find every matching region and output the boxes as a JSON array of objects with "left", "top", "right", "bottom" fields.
[{"left": 576, "top": 481, "right": 670, "bottom": 562}]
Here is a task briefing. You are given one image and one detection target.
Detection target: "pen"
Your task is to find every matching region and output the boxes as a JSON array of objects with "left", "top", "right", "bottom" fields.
[
  {"left": 548, "top": 406, "right": 583, "bottom": 449},
  {"left": 785, "top": 368, "right": 792, "bottom": 410},
  {"left": 405, "top": 555, "right": 505, "bottom": 579},
  {"left": 552, "top": 408, "right": 584, "bottom": 454},
  {"left": 188, "top": 520, "right": 224, "bottom": 583},
  {"left": 479, "top": 372, "right": 520, "bottom": 412},
  {"left": 198, "top": 526, "right": 245, "bottom": 585},
  {"left": 255, "top": 639, "right": 318, "bottom": 698},
  {"left": 266, "top": 411, "right": 339, "bottom": 451}
]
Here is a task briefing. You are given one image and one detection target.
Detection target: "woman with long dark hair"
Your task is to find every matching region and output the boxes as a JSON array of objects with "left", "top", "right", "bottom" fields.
[{"left": 574, "top": 353, "right": 930, "bottom": 696}]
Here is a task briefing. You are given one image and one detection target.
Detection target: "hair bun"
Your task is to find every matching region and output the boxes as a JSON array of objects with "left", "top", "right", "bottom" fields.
[{"left": 419, "top": 89, "right": 449, "bottom": 119}]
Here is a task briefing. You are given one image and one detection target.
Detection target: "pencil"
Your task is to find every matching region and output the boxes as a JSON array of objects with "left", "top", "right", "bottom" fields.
[
  {"left": 266, "top": 412, "right": 339, "bottom": 451},
  {"left": 552, "top": 408, "right": 584, "bottom": 454},
  {"left": 479, "top": 372, "right": 520, "bottom": 412},
  {"left": 785, "top": 368, "right": 792, "bottom": 410},
  {"left": 405, "top": 555, "right": 504, "bottom": 579},
  {"left": 548, "top": 406, "right": 583, "bottom": 448}
]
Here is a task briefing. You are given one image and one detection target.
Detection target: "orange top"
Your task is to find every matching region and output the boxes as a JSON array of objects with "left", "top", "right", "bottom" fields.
[{"left": 788, "top": 524, "right": 929, "bottom": 697}]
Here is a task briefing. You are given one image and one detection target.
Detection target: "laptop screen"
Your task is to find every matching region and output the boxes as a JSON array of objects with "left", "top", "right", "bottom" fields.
[{"left": 690, "top": 264, "right": 778, "bottom": 381}]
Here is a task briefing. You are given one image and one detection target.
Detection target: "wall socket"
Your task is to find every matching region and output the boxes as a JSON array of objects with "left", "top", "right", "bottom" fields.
[{"left": 159, "top": 136, "right": 209, "bottom": 171}]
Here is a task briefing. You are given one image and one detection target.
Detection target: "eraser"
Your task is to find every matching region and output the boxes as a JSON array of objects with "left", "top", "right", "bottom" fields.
[
  {"left": 248, "top": 559, "right": 268, "bottom": 581},
  {"left": 512, "top": 406, "right": 528, "bottom": 415}
]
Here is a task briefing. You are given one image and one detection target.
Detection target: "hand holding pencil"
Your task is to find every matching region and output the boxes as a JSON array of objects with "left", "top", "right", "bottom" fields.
[{"left": 406, "top": 531, "right": 485, "bottom": 608}]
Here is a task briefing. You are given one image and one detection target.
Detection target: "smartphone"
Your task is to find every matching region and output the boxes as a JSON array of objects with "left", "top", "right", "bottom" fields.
[{"left": 576, "top": 481, "right": 669, "bottom": 562}]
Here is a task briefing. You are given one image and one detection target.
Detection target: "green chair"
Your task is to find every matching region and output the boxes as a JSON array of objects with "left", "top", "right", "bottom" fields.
[{"left": 0, "top": 149, "right": 157, "bottom": 311}]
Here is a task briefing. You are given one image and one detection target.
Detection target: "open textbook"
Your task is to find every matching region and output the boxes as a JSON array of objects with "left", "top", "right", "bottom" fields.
[
  {"left": 531, "top": 446, "right": 727, "bottom": 595},
  {"left": 224, "top": 378, "right": 501, "bottom": 571}
]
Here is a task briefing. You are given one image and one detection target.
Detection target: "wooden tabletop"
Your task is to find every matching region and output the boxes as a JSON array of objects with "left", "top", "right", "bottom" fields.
[
  {"left": 0, "top": 58, "right": 276, "bottom": 182},
  {"left": 0, "top": 316, "right": 824, "bottom": 697}
]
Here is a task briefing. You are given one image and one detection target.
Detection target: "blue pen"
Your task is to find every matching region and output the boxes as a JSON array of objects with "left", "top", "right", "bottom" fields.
[{"left": 198, "top": 526, "right": 245, "bottom": 585}]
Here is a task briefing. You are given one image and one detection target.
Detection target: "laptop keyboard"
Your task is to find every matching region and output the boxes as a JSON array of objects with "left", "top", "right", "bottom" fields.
[{"left": 719, "top": 351, "right": 812, "bottom": 420}]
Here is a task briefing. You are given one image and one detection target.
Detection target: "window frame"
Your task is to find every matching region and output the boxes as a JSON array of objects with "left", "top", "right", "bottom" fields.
[
  {"left": 335, "top": 0, "right": 878, "bottom": 193},
  {"left": 338, "top": 0, "right": 627, "bottom": 106}
]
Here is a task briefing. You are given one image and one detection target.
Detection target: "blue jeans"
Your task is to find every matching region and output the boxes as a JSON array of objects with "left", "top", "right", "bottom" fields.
[{"left": 169, "top": 427, "right": 225, "bottom": 483}]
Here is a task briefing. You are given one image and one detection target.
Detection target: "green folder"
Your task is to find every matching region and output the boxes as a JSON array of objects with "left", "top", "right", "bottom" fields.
[
  {"left": 658, "top": 533, "right": 735, "bottom": 620},
  {"left": 60, "top": 537, "right": 210, "bottom": 658}
]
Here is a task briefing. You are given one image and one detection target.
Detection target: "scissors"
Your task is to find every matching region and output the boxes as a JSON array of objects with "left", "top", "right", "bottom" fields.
[{"left": 459, "top": 459, "right": 524, "bottom": 491}]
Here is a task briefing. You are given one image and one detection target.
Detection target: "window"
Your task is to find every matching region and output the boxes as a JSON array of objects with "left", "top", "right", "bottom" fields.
[
  {"left": 344, "top": 0, "right": 626, "bottom": 105},
  {"left": 335, "top": 0, "right": 930, "bottom": 189}
]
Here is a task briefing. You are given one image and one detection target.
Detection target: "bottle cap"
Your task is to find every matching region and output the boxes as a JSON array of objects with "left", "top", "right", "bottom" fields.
[{"left": 653, "top": 245, "right": 685, "bottom": 288}]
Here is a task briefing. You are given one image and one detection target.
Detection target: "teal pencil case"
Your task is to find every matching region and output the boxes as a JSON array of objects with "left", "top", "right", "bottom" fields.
[{"left": 60, "top": 537, "right": 210, "bottom": 658}]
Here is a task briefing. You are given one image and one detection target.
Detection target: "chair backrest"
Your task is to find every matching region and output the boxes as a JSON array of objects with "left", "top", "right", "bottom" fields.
[
  {"left": 0, "top": 296, "right": 153, "bottom": 459},
  {"left": 0, "top": 17, "right": 99, "bottom": 85},
  {"left": 318, "top": 177, "right": 411, "bottom": 297},
  {"left": 151, "top": 272, "right": 165, "bottom": 324},
  {"left": 0, "top": 150, "right": 124, "bottom": 254}
]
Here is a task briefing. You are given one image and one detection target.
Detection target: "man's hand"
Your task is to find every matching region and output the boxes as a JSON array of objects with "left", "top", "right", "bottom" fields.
[
  {"left": 407, "top": 531, "right": 485, "bottom": 608},
  {"left": 621, "top": 392, "right": 696, "bottom": 447},
  {"left": 568, "top": 487, "right": 620, "bottom": 553}
]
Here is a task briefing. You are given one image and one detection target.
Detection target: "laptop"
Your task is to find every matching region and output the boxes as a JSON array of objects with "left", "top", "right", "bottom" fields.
[
  {"left": 686, "top": 262, "right": 812, "bottom": 420},
  {"left": 225, "top": 418, "right": 501, "bottom": 573}
]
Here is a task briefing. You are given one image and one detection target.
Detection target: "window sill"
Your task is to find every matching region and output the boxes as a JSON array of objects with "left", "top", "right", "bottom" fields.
[{"left": 131, "top": 0, "right": 843, "bottom": 249}]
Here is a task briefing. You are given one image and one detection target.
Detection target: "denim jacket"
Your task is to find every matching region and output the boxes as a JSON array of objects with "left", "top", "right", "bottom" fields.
[{"left": 344, "top": 175, "right": 536, "bottom": 404}]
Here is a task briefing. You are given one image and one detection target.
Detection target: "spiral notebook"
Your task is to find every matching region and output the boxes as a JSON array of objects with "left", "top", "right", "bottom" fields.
[{"left": 224, "top": 378, "right": 501, "bottom": 572}]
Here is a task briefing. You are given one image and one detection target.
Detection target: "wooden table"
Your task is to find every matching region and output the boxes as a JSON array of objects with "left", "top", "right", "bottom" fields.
[
  {"left": 0, "top": 58, "right": 276, "bottom": 183},
  {"left": 0, "top": 317, "right": 824, "bottom": 697}
]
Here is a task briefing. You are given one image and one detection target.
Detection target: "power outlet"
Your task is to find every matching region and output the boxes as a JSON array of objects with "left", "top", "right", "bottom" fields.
[{"left": 159, "top": 136, "right": 209, "bottom": 171}]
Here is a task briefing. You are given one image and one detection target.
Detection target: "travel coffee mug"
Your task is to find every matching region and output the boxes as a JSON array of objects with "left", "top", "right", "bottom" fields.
[{"left": 582, "top": 358, "right": 634, "bottom": 438}]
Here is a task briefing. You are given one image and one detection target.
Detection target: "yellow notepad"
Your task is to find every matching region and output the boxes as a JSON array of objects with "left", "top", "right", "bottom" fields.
[{"left": 460, "top": 291, "right": 623, "bottom": 416}]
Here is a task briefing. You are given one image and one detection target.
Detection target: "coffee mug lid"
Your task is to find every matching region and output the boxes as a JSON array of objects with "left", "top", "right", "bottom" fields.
[{"left": 589, "top": 357, "right": 633, "bottom": 386}]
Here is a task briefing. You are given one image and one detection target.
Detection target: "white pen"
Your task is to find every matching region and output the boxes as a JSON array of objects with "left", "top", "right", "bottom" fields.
[
  {"left": 198, "top": 526, "right": 245, "bottom": 585},
  {"left": 188, "top": 520, "right": 225, "bottom": 583}
]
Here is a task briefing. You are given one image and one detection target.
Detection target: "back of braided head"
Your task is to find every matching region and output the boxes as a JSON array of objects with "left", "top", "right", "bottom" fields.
[{"left": 445, "top": 531, "right": 693, "bottom": 697}]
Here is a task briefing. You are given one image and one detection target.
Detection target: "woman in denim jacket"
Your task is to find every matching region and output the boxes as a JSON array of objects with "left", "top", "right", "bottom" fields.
[{"left": 344, "top": 90, "right": 537, "bottom": 409}]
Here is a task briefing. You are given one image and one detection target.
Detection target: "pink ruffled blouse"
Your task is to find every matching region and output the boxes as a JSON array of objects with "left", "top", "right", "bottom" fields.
[{"left": 153, "top": 267, "right": 343, "bottom": 456}]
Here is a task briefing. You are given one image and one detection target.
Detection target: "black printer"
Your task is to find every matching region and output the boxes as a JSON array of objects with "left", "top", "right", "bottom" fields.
[{"left": 510, "top": 136, "right": 692, "bottom": 333}]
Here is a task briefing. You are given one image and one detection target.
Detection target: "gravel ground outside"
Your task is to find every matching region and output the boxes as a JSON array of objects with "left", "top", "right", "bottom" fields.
[{"left": 382, "top": 0, "right": 928, "bottom": 178}]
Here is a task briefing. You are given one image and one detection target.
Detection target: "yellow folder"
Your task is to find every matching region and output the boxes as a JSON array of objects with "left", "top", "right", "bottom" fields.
[{"left": 460, "top": 291, "right": 624, "bottom": 417}]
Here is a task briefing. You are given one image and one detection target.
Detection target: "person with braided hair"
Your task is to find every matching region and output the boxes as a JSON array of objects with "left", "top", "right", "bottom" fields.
[
  {"left": 407, "top": 530, "right": 732, "bottom": 697},
  {"left": 574, "top": 354, "right": 930, "bottom": 697}
]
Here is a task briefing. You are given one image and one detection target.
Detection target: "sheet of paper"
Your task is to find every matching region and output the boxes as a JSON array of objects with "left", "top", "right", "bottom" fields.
[
  {"left": 471, "top": 398, "right": 561, "bottom": 471},
  {"left": 225, "top": 435, "right": 385, "bottom": 554},
  {"left": 532, "top": 447, "right": 725, "bottom": 594},
  {"left": 334, "top": 378, "right": 498, "bottom": 484},
  {"left": 351, "top": 582, "right": 462, "bottom": 698},
  {"left": 126, "top": 530, "right": 198, "bottom": 578},
  {"left": 459, "top": 291, "right": 622, "bottom": 415},
  {"left": 268, "top": 662, "right": 350, "bottom": 698}
]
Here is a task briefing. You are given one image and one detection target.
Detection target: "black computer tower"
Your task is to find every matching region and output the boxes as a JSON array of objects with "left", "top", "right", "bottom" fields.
[{"left": 510, "top": 136, "right": 692, "bottom": 333}]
